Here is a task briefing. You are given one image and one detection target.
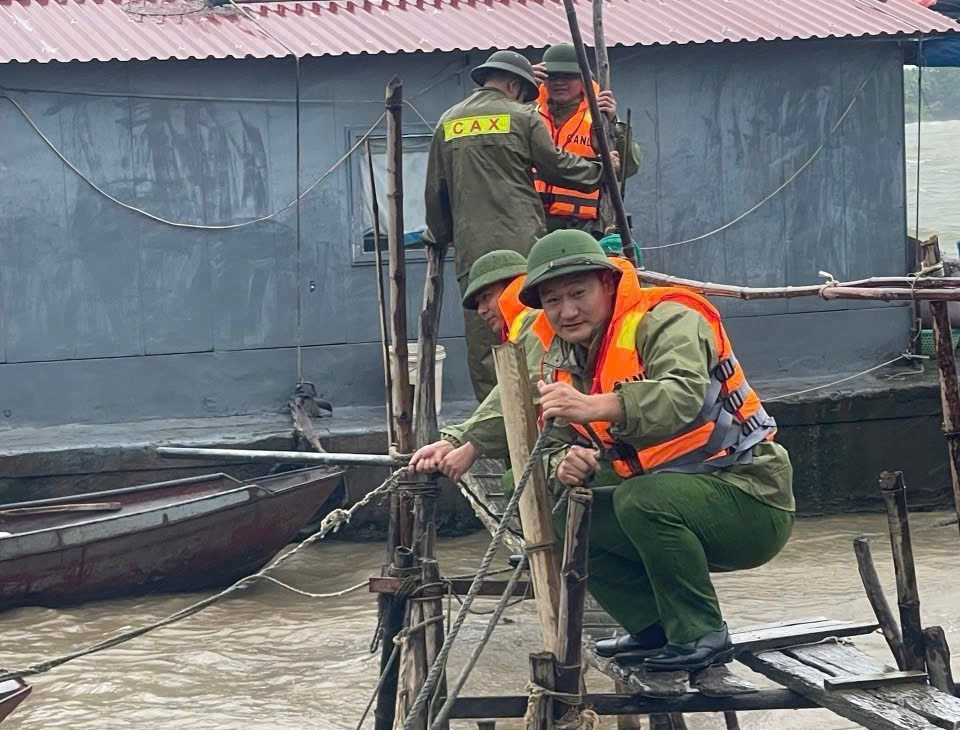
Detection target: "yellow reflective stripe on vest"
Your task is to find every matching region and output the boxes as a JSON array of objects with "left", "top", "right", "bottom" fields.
[
  {"left": 614, "top": 311, "right": 644, "bottom": 350},
  {"left": 443, "top": 114, "right": 511, "bottom": 141},
  {"left": 508, "top": 309, "right": 529, "bottom": 342}
]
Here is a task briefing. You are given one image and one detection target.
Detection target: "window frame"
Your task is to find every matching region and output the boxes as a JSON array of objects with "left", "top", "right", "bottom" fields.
[{"left": 349, "top": 120, "right": 437, "bottom": 266}]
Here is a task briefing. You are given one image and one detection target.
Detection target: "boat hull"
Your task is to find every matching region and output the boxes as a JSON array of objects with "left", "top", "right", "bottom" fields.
[
  {"left": 0, "top": 679, "right": 31, "bottom": 725},
  {"left": 0, "top": 467, "right": 345, "bottom": 608}
]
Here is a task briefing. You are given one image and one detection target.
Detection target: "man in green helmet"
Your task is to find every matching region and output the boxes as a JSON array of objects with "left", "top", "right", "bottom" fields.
[
  {"left": 409, "top": 249, "right": 554, "bottom": 479},
  {"left": 517, "top": 229, "right": 794, "bottom": 673},
  {"left": 425, "top": 49, "right": 619, "bottom": 402},
  {"left": 533, "top": 43, "right": 642, "bottom": 235}
]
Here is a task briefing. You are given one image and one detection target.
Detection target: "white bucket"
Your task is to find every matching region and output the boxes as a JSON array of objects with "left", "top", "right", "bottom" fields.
[{"left": 389, "top": 342, "right": 446, "bottom": 416}]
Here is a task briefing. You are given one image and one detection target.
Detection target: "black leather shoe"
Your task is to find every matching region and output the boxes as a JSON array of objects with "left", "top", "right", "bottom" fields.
[
  {"left": 508, "top": 554, "right": 526, "bottom": 569},
  {"left": 595, "top": 625, "right": 667, "bottom": 658},
  {"left": 642, "top": 623, "right": 735, "bottom": 673}
]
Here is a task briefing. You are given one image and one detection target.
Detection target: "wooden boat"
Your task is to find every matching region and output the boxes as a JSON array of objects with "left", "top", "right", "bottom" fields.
[
  {"left": 0, "top": 678, "right": 31, "bottom": 725},
  {"left": 0, "top": 466, "right": 345, "bottom": 609}
]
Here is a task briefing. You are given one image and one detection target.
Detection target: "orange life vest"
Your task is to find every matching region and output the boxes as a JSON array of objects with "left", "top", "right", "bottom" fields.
[
  {"left": 533, "top": 83, "right": 600, "bottom": 221},
  {"left": 497, "top": 276, "right": 530, "bottom": 344},
  {"left": 551, "top": 260, "right": 776, "bottom": 477},
  {"left": 499, "top": 276, "right": 555, "bottom": 352}
]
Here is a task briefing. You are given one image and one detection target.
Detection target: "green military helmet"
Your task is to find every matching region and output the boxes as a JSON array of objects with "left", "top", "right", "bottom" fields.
[
  {"left": 462, "top": 249, "right": 528, "bottom": 310},
  {"left": 471, "top": 50, "right": 539, "bottom": 103},
  {"left": 541, "top": 43, "right": 582, "bottom": 77},
  {"left": 520, "top": 229, "right": 620, "bottom": 308}
]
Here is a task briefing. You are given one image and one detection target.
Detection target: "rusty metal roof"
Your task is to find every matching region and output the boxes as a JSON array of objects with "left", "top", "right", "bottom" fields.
[{"left": 1, "top": 0, "right": 957, "bottom": 64}]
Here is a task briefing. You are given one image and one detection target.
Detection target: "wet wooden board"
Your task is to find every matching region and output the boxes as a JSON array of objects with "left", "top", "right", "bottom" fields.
[
  {"left": 739, "top": 639, "right": 960, "bottom": 730},
  {"left": 690, "top": 665, "right": 759, "bottom": 697},
  {"left": 790, "top": 642, "right": 960, "bottom": 730},
  {"left": 730, "top": 618, "right": 880, "bottom": 653}
]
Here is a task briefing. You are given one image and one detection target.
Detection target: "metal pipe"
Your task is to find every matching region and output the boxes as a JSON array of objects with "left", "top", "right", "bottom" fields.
[{"left": 157, "top": 446, "right": 407, "bottom": 467}]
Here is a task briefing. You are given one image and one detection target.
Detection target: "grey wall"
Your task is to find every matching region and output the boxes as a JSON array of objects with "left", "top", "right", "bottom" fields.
[{"left": 0, "top": 39, "right": 909, "bottom": 428}]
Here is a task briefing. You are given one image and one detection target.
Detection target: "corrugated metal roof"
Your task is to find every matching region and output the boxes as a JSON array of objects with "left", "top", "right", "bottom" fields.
[{"left": 1, "top": 0, "right": 957, "bottom": 64}]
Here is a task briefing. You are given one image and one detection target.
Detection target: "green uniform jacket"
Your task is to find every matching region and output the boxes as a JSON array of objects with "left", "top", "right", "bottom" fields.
[
  {"left": 440, "top": 312, "right": 550, "bottom": 457},
  {"left": 541, "top": 302, "right": 796, "bottom": 512},
  {"left": 425, "top": 88, "right": 605, "bottom": 281}
]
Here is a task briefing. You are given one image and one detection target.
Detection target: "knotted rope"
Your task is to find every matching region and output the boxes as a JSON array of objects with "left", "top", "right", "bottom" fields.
[{"left": 523, "top": 682, "right": 600, "bottom": 730}]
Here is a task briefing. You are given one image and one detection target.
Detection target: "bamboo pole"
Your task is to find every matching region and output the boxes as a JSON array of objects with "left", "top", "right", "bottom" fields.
[
  {"left": 591, "top": 0, "right": 620, "bottom": 236},
  {"left": 527, "top": 652, "right": 557, "bottom": 730},
  {"left": 878, "top": 471, "right": 926, "bottom": 671},
  {"left": 385, "top": 76, "right": 414, "bottom": 553},
  {"left": 366, "top": 138, "right": 396, "bottom": 451},
  {"left": 614, "top": 680, "right": 643, "bottom": 730},
  {"left": 723, "top": 712, "right": 742, "bottom": 730},
  {"left": 635, "top": 267, "right": 960, "bottom": 302},
  {"left": 554, "top": 487, "right": 592, "bottom": 714},
  {"left": 852, "top": 537, "right": 907, "bottom": 670},
  {"left": 376, "top": 547, "right": 416, "bottom": 730},
  {"left": 922, "top": 626, "right": 957, "bottom": 695},
  {"left": 413, "top": 241, "right": 447, "bottom": 445},
  {"left": 386, "top": 76, "right": 413, "bottom": 459},
  {"left": 561, "top": 0, "right": 636, "bottom": 265},
  {"left": 920, "top": 236, "right": 960, "bottom": 535},
  {"left": 492, "top": 341, "right": 561, "bottom": 655},
  {"left": 420, "top": 560, "right": 448, "bottom": 730},
  {"left": 396, "top": 568, "right": 430, "bottom": 730}
]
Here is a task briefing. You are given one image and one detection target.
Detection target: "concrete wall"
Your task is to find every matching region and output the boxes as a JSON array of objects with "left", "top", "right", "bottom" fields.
[{"left": 0, "top": 39, "right": 910, "bottom": 428}]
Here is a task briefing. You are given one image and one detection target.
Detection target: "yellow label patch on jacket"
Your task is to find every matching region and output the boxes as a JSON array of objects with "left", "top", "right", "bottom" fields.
[
  {"left": 614, "top": 310, "right": 644, "bottom": 350},
  {"left": 443, "top": 114, "right": 511, "bottom": 141}
]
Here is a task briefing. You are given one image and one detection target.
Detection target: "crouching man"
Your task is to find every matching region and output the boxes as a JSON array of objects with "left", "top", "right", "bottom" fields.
[
  {"left": 520, "top": 230, "right": 795, "bottom": 672},
  {"left": 409, "top": 249, "right": 552, "bottom": 480}
]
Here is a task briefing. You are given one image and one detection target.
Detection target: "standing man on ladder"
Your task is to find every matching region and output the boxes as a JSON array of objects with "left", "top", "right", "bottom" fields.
[
  {"left": 425, "top": 49, "right": 618, "bottom": 403},
  {"left": 533, "top": 43, "right": 642, "bottom": 236}
]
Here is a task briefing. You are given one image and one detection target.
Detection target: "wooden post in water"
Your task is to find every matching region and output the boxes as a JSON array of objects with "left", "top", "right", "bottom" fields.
[
  {"left": 395, "top": 563, "right": 430, "bottom": 730},
  {"left": 413, "top": 239, "right": 447, "bottom": 445},
  {"left": 554, "top": 487, "right": 592, "bottom": 716},
  {"left": 920, "top": 236, "right": 960, "bottom": 536},
  {"left": 922, "top": 626, "right": 957, "bottom": 695},
  {"left": 375, "top": 547, "right": 417, "bottom": 730},
  {"left": 492, "top": 341, "right": 561, "bottom": 655},
  {"left": 878, "top": 471, "right": 926, "bottom": 671},
  {"left": 852, "top": 537, "right": 907, "bottom": 669},
  {"left": 527, "top": 652, "right": 557, "bottom": 730},
  {"left": 420, "top": 559, "right": 448, "bottom": 730}
]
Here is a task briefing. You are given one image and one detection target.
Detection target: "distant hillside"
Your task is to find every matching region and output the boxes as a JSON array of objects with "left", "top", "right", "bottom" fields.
[{"left": 905, "top": 67, "right": 960, "bottom": 122}]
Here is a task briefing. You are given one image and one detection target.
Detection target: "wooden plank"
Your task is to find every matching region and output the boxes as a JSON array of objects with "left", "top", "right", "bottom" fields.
[
  {"left": 690, "top": 665, "right": 759, "bottom": 697},
  {"left": 825, "top": 672, "right": 929, "bottom": 691},
  {"left": 446, "top": 689, "right": 817, "bottom": 719},
  {"left": 854, "top": 537, "right": 908, "bottom": 669},
  {"left": 731, "top": 619, "right": 880, "bottom": 653},
  {"left": 589, "top": 648, "right": 688, "bottom": 698},
  {"left": 740, "top": 649, "right": 942, "bottom": 730},
  {"left": 790, "top": 642, "right": 960, "bottom": 730},
  {"left": 493, "top": 342, "right": 561, "bottom": 655},
  {"left": 731, "top": 617, "right": 830, "bottom": 634},
  {"left": 924, "top": 626, "right": 957, "bottom": 696}
]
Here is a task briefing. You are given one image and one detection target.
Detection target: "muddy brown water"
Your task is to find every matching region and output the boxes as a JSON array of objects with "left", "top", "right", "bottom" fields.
[{"left": 2, "top": 510, "right": 959, "bottom": 730}]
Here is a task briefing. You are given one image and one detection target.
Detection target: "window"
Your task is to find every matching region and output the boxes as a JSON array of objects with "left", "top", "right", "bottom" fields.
[{"left": 355, "top": 133, "right": 432, "bottom": 260}]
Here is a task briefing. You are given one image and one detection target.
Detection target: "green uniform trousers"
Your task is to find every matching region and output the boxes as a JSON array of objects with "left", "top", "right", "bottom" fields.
[
  {"left": 503, "top": 467, "right": 793, "bottom": 644},
  {"left": 458, "top": 274, "right": 501, "bottom": 403}
]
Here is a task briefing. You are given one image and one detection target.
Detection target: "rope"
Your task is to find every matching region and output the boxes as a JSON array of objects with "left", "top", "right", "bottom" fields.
[
  {"left": 764, "top": 355, "right": 920, "bottom": 402},
  {"left": 399, "top": 423, "right": 555, "bottom": 730},
  {"left": 637, "top": 64, "right": 877, "bottom": 251},
  {"left": 429, "top": 556, "right": 529, "bottom": 729},
  {"left": 522, "top": 683, "right": 600, "bottom": 730},
  {"left": 257, "top": 576, "right": 369, "bottom": 599},
  {"left": 0, "top": 90, "right": 386, "bottom": 231},
  {"left": 0, "top": 468, "right": 406, "bottom": 683}
]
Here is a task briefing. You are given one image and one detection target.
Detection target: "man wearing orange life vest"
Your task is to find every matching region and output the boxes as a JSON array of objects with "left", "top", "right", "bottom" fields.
[
  {"left": 409, "top": 250, "right": 555, "bottom": 481},
  {"left": 522, "top": 229, "right": 795, "bottom": 673},
  {"left": 532, "top": 44, "right": 642, "bottom": 234}
]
